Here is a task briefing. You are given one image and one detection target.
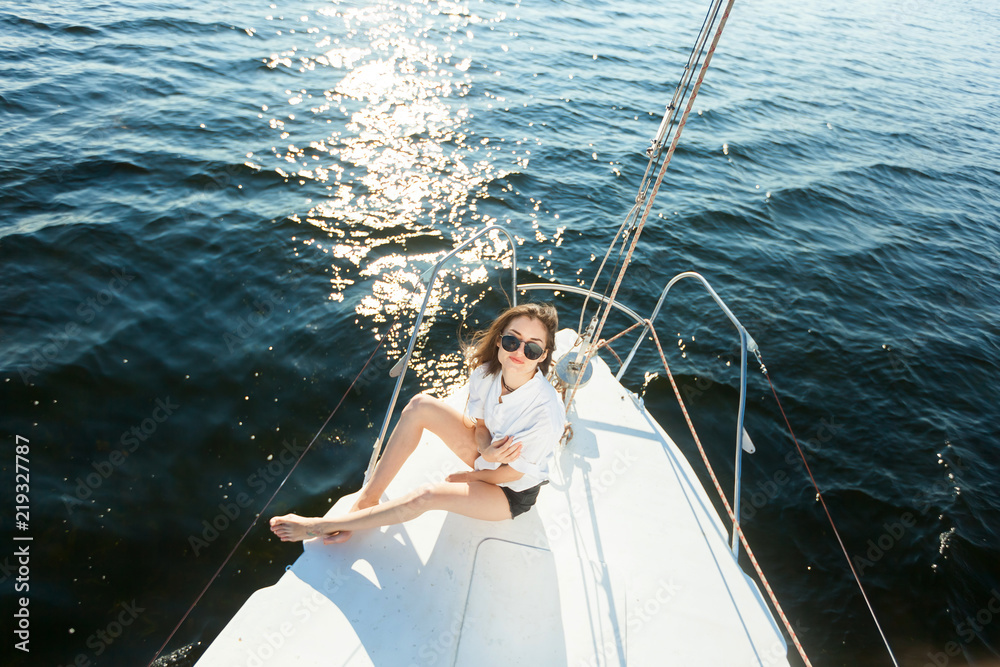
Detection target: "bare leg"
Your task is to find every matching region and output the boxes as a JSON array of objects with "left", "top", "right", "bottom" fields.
[
  {"left": 269, "top": 481, "right": 510, "bottom": 544},
  {"left": 353, "top": 393, "right": 478, "bottom": 511},
  {"left": 283, "top": 394, "right": 480, "bottom": 544}
]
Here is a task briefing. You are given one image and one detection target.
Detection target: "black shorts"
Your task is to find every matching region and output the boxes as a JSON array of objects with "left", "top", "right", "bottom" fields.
[{"left": 500, "top": 482, "right": 544, "bottom": 519}]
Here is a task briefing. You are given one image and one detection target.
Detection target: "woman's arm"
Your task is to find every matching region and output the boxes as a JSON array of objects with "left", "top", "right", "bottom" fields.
[
  {"left": 474, "top": 421, "right": 492, "bottom": 455},
  {"left": 466, "top": 418, "right": 513, "bottom": 459}
]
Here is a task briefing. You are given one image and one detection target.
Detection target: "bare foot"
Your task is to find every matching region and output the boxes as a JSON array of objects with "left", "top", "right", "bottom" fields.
[
  {"left": 272, "top": 494, "right": 381, "bottom": 545},
  {"left": 269, "top": 514, "right": 328, "bottom": 542},
  {"left": 326, "top": 493, "right": 380, "bottom": 543}
]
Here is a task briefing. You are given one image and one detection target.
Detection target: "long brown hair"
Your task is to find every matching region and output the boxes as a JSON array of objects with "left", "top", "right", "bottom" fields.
[{"left": 468, "top": 302, "right": 559, "bottom": 376}]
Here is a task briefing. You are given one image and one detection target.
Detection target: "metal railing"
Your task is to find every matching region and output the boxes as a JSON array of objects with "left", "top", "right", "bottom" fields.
[
  {"left": 363, "top": 225, "right": 518, "bottom": 482},
  {"left": 627, "top": 271, "right": 757, "bottom": 558},
  {"left": 525, "top": 271, "right": 759, "bottom": 559},
  {"left": 519, "top": 282, "right": 647, "bottom": 327}
]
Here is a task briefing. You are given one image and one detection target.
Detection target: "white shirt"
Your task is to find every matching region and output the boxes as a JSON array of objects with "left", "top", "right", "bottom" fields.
[{"left": 465, "top": 365, "right": 565, "bottom": 492}]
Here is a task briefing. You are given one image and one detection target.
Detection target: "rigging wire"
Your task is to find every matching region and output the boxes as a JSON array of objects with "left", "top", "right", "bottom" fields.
[
  {"left": 146, "top": 336, "right": 387, "bottom": 667},
  {"left": 760, "top": 357, "right": 902, "bottom": 667},
  {"left": 566, "top": 0, "right": 735, "bottom": 416},
  {"left": 579, "top": 0, "right": 724, "bottom": 332}
]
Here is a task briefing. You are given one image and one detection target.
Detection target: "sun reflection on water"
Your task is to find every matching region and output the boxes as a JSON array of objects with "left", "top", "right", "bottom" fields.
[{"left": 259, "top": 0, "right": 516, "bottom": 393}]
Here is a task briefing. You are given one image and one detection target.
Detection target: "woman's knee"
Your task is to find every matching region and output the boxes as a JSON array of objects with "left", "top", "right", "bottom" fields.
[
  {"left": 404, "top": 483, "right": 443, "bottom": 515},
  {"left": 401, "top": 393, "right": 438, "bottom": 423}
]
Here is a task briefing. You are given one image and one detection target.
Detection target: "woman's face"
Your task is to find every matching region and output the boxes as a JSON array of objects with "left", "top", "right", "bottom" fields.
[{"left": 497, "top": 315, "right": 549, "bottom": 375}]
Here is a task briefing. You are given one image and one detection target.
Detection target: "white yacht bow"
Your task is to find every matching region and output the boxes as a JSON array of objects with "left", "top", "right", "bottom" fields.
[{"left": 197, "top": 329, "right": 789, "bottom": 666}]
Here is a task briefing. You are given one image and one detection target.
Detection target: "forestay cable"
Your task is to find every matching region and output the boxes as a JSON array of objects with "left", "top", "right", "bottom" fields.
[
  {"left": 578, "top": 0, "right": 725, "bottom": 332},
  {"left": 566, "top": 0, "right": 736, "bottom": 415}
]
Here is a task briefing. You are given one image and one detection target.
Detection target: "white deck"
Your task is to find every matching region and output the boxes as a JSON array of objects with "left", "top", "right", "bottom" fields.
[{"left": 198, "top": 331, "right": 789, "bottom": 666}]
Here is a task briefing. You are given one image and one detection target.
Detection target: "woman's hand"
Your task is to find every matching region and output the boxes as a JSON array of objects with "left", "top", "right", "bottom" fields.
[
  {"left": 446, "top": 471, "right": 474, "bottom": 483},
  {"left": 481, "top": 435, "right": 522, "bottom": 464}
]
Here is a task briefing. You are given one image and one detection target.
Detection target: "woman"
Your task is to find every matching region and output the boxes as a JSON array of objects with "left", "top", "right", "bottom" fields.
[{"left": 270, "top": 302, "right": 565, "bottom": 544}]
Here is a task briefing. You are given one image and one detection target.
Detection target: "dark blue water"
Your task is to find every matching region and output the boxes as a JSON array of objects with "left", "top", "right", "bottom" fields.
[{"left": 1, "top": 0, "right": 998, "bottom": 665}]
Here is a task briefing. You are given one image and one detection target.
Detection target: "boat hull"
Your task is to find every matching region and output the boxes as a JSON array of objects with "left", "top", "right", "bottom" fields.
[{"left": 197, "top": 330, "right": 789, "bottom": 666}]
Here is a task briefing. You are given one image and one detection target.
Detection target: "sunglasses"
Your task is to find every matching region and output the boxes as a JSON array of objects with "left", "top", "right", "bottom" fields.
[{"left": 500, "top": 334, "right": 545, "bottom": 361}]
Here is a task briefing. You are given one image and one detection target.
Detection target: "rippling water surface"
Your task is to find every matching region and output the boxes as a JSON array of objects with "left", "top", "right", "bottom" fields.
[{"left": 1, "top": 0, "right": 999, "bottom": 665}]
